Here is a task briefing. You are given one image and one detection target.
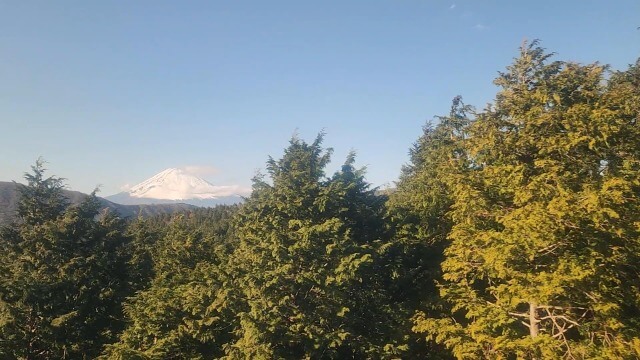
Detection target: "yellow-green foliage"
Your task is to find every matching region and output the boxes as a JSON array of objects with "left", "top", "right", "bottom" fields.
[
  {"left": 413, "top": 41, "right": 640, "bottom": 359},
  {"left": 2, "top": 43, "right": 639, "bottom": 360}
]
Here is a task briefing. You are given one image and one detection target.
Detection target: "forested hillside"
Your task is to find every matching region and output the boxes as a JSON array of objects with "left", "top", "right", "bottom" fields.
[
  {"left": 0, "top": 181, "right": 198, "bottom": 226},
  {"left": 1, "top": 42, "right": 639, "bottom": 359}
]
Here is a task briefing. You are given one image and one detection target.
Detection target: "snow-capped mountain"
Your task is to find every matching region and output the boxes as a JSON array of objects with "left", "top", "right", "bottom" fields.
[{"left": 106, "top": 168, "right": 248, "bottom": 206}]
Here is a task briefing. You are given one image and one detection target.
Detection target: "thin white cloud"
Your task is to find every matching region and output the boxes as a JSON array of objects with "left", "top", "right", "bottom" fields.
[
  {"left": 180, "top": 165, "right": 219, "bottom": 176},
  {"left": 475, "top": 23, "right": 488, "bottom": 30},
  {"left": 449, "top": 4, "right": 456, "bottom": 10},
  {"left": 208, "top": 184, "right": 252, "bottom": 197},
  {"left": 119, "top": 183, "right": 132, "bottom": 191},
  {"left": 178, "top": 165, "right": 252, "bottom": 196}
]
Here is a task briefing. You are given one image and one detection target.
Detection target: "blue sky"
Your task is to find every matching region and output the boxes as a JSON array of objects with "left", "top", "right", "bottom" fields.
[{"left": 1, "top": 0, "right": 638, "bottom": 195}]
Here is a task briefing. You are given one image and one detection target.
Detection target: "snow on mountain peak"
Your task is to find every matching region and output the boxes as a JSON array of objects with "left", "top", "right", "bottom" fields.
[{"left": 127, "top": 168, "right": 247, "bottom": 200}]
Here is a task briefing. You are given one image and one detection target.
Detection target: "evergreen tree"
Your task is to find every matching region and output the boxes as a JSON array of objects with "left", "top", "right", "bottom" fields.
[
  {"left": 415, "top": 41, "right": 640, "bottom": 358},
  {"left": 386, "top": 97, "right": 471, "bottom": 358},
  {"left": 122, "top": 217, "right": 159, "bottom": 297},
  {"left": 226, "top": 134, "right": 394, "bottom": 358},
  {"left": 103, "top": 207, "right": 239, "bottom": 359},
  {"left": 0, "top": 162, "right": 130, "bottom": 359},
  {"left": 15, "top": 158, "right": 68, "bottom": 226}
]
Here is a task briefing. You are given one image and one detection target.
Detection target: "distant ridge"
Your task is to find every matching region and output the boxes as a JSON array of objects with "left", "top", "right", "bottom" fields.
[{"left": 0, "top": 181, "right": 197, "bottom": 226}]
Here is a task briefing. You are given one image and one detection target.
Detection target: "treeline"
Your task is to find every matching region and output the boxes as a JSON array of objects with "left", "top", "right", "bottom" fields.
[{"left": 1, "top": 41, "right": 639, "bottom": 359}]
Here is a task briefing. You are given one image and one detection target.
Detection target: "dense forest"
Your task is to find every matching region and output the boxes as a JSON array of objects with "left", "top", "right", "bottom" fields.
[{"left": 1, "top": 41, "right": 639, "bottom": 359}]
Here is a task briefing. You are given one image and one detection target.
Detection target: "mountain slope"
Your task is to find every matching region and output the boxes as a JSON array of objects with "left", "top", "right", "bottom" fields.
[
  {"left": 0, "top": 181, "right": 197, "bottom": 226},
  {"left": 106, "top": 168, "right": 246, "bottom": 206}
]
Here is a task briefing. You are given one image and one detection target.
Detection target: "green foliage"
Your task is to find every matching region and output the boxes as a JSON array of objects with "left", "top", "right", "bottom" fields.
[
  {"left": 15, "top": 158, "right": 68, "bottom": 226},
  {"left": 0, "top": 163, "right": 130, "bottom": 359},
  {"left": 385, "top": 97, "right": 471, "bottom": 358},
  {"left": 227, "top": 134, "right": 396, "bottom": 359},
  {"left": 415, "top": 40, "right": 640, "bottom": 359},
  {"left": 103, "top": 207, "right": 238, "bottom": 359},
  {"left": 2, "top": 41, "right": 638, "bottom": 360}
]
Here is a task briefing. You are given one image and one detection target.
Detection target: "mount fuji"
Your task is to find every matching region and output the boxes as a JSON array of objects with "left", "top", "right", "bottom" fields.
[{"left": 106, "top": 168, "right": 248, "bottom": 207}]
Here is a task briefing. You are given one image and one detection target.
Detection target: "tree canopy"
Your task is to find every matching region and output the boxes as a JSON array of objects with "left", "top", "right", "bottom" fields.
[
  {"left": 227, "top": 134, "right": 396, "bottom": 358},
  {"left": 0, "top": 163, "right": 130, "bottom": 359},
  {"left": 1, "top": 41, "right": 639, "bottom": 359},
  {"left": 413, "top": 40, "right": 640, "bottom": 359}
]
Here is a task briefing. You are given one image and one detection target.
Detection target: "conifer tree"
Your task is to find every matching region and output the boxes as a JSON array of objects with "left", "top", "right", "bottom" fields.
[
  {"left": 0, "top": 162, "right": 130, "bottom": 359},
  {"left": 386, "top": 97, "right": 471, "bottom": 358},
  {"left": 102, "top": 207, "right": 239, "bottom": 359},
  {"left": 415, "top": 41, "right": 640, "bottom": 359},
  {"left": 15, "top": 158, "right": 68, "bottom": 226},
  {"left": 227, "top": 134, "right": 394, "bottom": 358}
]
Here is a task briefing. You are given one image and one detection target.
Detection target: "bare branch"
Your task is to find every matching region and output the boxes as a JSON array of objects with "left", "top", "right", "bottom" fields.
[
  {"left": 538, "top": 305, "right": 587, "bottom": 311},
  {"left": 508, "top": 311, "right": 529, "bottom": 318}
]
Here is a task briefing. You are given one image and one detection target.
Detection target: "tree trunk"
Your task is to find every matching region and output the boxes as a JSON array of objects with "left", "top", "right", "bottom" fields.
[{"left": 529, "top": 301, "right": 539, "bottom": 338}]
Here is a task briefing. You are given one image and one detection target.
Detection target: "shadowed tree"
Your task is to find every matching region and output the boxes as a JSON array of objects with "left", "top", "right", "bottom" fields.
[
  {"left": 0, "top": 161, "right": 130, "bottom": 359},
  {"left": 385, "top": 96, "right": 471, "bottom": 358},
  {"left": 102, "top": 207, "right": 239, "bottom": 359}
]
